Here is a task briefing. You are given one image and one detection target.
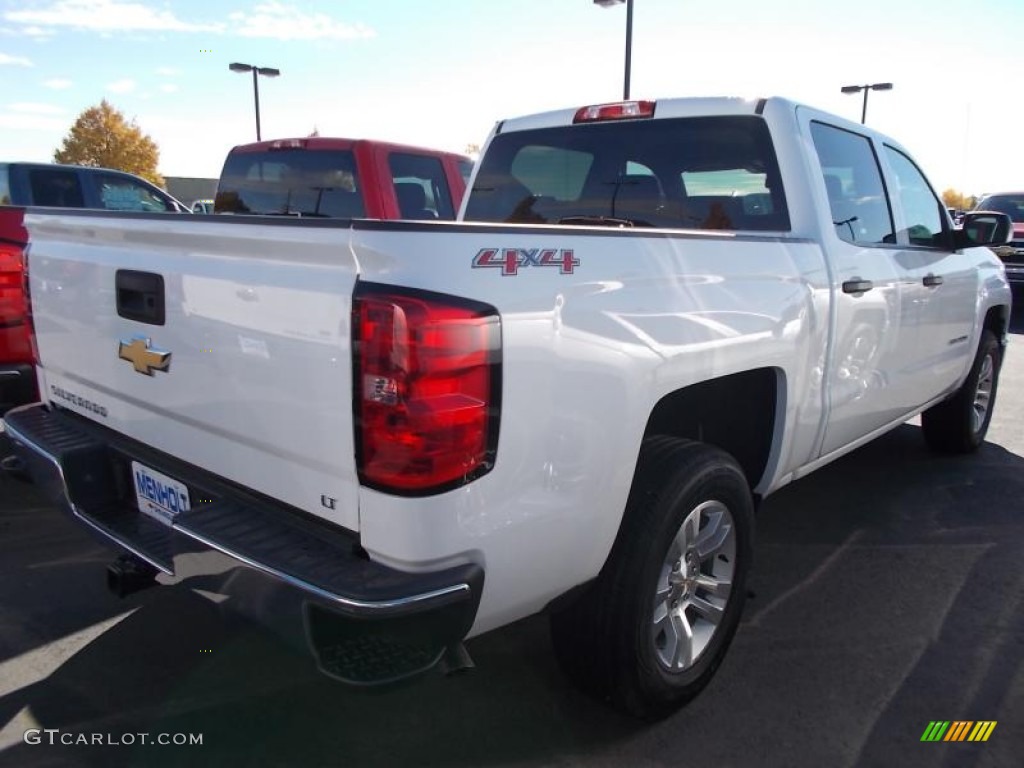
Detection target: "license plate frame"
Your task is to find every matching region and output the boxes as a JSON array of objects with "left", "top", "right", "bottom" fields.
[{"left": 131, "top": 460, "right": 191, "bottom": 525}]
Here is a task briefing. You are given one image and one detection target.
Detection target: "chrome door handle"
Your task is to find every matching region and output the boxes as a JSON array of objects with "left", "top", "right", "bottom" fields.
[{"left": 842, "top": 279, "right": 874, "bottom": 294}]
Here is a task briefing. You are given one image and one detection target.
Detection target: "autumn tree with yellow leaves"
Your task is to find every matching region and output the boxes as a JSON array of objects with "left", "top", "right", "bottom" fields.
[
  {"left": 54, "top": 100, "right": 164, "bottom": 187},
  {"left": 941, "top": 188, "right": 976, "bottom": 212}
]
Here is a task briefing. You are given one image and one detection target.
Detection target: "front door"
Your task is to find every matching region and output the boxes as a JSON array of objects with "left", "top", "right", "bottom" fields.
[{"left": 881, "top": 145, "right": 977, "bottom": 405}]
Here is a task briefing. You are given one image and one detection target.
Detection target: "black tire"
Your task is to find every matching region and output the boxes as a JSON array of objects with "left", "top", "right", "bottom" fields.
[
  {"left": 921, "top": 329, "right": 1002, "bottom": 453},
  {"left": 550, "top": 437, "right": 754, "bottom": 719}
]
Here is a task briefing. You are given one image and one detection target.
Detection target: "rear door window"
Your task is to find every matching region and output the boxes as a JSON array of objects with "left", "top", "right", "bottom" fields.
[
  {"left": 810, "top": 122, "right": 895, "bottom": 245},
  {"left": 464, "top": 115, "right": 789, "bottom": 231},
  {"left": 27, "top": 169, "right": 85, "bottom": 208},
  {"left": 94, "top": 173, "right": 170, "bottom": 212},
  {"left": 216, "top": 149, "right": 365, "bottom": 218},
  {"left": 388, "top": 153, "right": 455, "bottom": 220}
]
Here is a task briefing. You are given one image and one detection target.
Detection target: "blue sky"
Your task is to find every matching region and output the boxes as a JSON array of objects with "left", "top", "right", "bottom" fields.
[{"left": 1, "top": 0, "right": 1021, "bottom": 196}]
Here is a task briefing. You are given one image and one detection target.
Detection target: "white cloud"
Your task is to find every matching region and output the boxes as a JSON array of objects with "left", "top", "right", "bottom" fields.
[
  {"left": 228, "top": 2, "right": 374, "bottom": 41},
  {"left": 43, "top": 78, "right": 72, "bottom": 90},
  {"left": 0, "top": 52, "right": 32, "bottom": 66},
  {"left": 156, "top": 67, "right": 180, "bottom": 76},
  {"left": 160, "top": 83, "right": 179, "bottom": 93},
  {"left": 26, "top": 26, "right": 54, "bottom": 37},
  {"left": 4, "top": 1, "right": 370, "bottom": 42},
  {"left": 9, "top": 102, "right": 64, "bottom": 115},
  {"left": 4, "top": 0, "right": 223, "bottom": 34},
  {"left": 0, "top": 113, "right": 63, "bottom": 131},
  {"left": 106, "top": 78, "right": 136, "bottom": 94}
]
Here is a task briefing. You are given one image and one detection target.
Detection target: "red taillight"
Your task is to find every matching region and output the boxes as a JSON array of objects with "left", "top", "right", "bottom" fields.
[
  {"left": 353, "top": 284, "right": 501, "bottom": 495},
  {"left": 0, "top": 238, "right": 34, "bottom": 365},
  {"left": 573, "top": 100, "right": 656, "bottom": 123}
]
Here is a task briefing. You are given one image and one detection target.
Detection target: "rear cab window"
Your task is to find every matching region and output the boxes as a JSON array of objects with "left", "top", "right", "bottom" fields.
[
  {"left": 216, "top": 149, "right": 365, "bottom": 218},
  {"left": 464, "top": 115, "right": 789, "bottom": 231}
]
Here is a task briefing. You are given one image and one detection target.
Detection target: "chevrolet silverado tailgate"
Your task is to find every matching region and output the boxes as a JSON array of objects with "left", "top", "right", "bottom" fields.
[{"left": 24, "top": 211, "right": 361, "bottom": 531}]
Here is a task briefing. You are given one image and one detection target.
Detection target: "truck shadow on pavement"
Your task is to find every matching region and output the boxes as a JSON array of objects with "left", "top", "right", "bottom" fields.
[{"left": 1, "top": 420, "right": 1022, "bottom": 767}]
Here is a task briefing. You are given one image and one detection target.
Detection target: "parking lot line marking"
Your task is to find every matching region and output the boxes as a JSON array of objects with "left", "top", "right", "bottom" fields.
[
  {"left": 0, "top": 706, "right": 42, "bottom": 751},
  {"left": 744, "top": 529, "right": 864, "bottom": 627},
  {"left": 0, "top": 609, "right": 137, "bottom": 700}
]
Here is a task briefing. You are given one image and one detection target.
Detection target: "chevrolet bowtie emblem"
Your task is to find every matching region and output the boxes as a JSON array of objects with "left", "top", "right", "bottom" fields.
[{"left": 118, "top": 337, "right": 171, "bottom": 376}]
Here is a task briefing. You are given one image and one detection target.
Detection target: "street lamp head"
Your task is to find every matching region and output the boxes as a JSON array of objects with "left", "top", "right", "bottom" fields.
[
  {"left": 229, "top": 62, "right": 253, "bottom": 73},
  {"left": 257, "top": 67, "right": 281, "bottom": 77},
  {"left": 841, "top": 82, "right": 894, "bottom": 94},
  {"left": 593, "top": 0, "right": 625, "bottom": 6}
]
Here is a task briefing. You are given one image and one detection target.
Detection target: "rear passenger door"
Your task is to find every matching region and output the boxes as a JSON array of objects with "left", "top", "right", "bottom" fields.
[{"left": 806, "top": 119, "right": 917, "bottom": 456}]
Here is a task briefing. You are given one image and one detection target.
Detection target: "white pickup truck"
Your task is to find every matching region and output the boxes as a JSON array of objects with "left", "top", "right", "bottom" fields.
[{"left": 3, "top": 96, "right": 1013, "bottom": 718}]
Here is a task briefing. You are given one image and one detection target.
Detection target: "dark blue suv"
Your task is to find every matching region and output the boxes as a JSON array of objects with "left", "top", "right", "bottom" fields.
[{"left": 0, "top": 162, "right": 187, "bottom": 212}]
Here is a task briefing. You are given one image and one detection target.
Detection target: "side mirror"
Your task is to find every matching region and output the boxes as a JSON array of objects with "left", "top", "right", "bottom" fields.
[{"left": 955, "top": 211, "right": 1012, "bottom": 249}]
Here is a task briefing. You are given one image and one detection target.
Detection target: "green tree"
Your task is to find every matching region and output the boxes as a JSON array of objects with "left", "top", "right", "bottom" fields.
[{"left": 54, "top": 100, "right": 164, "bottom": 187}]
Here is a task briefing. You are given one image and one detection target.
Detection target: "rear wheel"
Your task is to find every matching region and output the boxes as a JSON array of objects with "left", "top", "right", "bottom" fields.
[
  {"left": 921, "top": 329, "right": 1001, "bottom": 453},
  {"left": 550, "top": 437, "right": 754, "bottom": 718}
]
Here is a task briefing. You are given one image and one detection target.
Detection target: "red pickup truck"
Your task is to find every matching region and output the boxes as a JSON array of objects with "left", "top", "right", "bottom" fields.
[
  {"left": 214, "top": 137, "right": 473, "bottom": 220},
  {"left": 0, "top": 207, "right": 34, "bottom": 415}
]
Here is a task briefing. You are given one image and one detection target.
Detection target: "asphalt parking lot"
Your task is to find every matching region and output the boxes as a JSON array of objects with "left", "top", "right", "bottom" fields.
[{"left": 1, "top": 306, "right": 1022, "bottom": 768}]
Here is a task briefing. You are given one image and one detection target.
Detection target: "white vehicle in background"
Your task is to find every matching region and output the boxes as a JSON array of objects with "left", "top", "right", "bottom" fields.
[
  {"left": 3, "top": 96, "right": 1013, "bottom": 718},
  {"left": 190, "top": 199, "right": 215, "bottom": 214}
]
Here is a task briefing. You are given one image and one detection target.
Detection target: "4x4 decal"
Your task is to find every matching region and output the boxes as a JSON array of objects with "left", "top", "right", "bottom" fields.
[{"left": 472, "top": 248, "right": 579, "bottom": 276}]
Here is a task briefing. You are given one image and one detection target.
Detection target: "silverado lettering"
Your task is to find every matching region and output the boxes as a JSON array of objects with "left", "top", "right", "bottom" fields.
[{"left": 48, "top": 385, "right": 108, "bottom": 418}]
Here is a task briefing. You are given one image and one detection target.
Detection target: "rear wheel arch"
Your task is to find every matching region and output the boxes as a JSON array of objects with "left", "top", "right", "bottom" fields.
[{"left": 640, "top": 367, "right": 784, "bottom": 491}]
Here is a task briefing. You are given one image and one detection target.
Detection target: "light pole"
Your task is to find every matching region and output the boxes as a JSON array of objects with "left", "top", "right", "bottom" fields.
[
  {"left": 840, "top": 82, "right": 893, "bottom": 124},
  {"left": 229, "top": 62, "right": 280, "bottom": 141},
  {"left": 594, "top": 0, "right": 634, "bottom": 100}
]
